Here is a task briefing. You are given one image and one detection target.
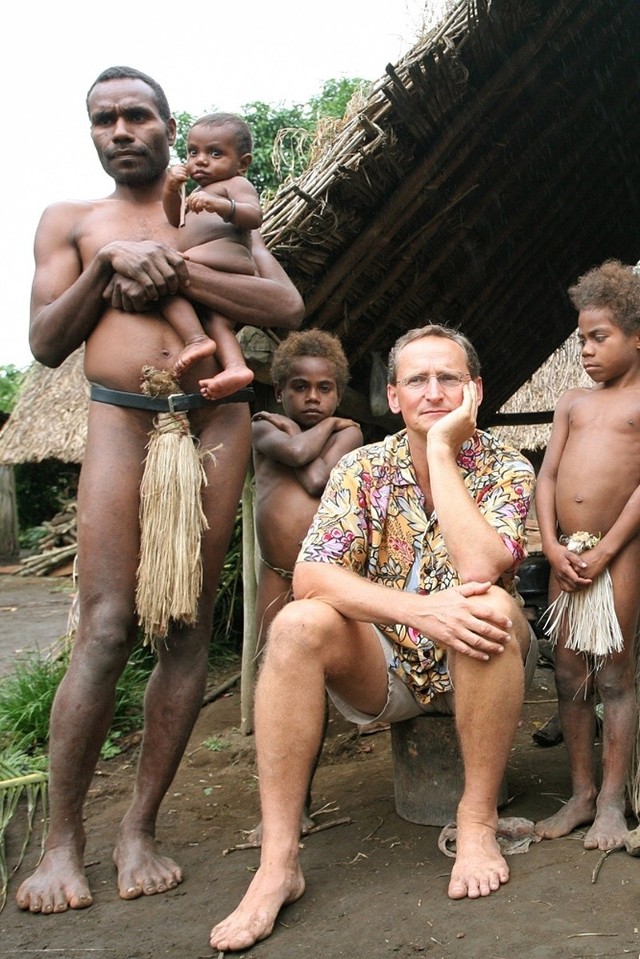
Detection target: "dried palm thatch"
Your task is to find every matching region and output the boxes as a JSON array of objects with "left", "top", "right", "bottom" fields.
[
  {"left": 492, "top": 331, "right": 590, "bottom": 450},
  {"left": 0, "top": 349, "right": 88, "bottom": 465},
  {"left": 262, "top": 0, "right": 640, "bottom": 427}
]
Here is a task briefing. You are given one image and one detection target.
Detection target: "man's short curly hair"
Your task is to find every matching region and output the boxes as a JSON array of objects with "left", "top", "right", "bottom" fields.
[
  {"left": 568, "top": 260, "right": 640, "bottom": 335},
  {"left": 271, "top": 330, "right": 350, "bottom": 396},
  {"left": 87, "top": 66, "right": 171, "bottom": 124}
]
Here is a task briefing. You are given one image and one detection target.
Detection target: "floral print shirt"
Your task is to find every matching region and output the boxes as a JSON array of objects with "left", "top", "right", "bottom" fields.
[{"left": 298, "top": 429, "right": 535, "bottom": 704}]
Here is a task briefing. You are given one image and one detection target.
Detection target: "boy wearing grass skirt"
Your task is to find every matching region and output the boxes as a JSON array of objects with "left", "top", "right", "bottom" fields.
[{"left": 535, "top": 260, "right": 640, "bottom": 851}]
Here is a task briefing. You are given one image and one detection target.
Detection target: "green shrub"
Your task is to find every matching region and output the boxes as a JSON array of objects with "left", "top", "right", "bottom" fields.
[{"left": 0, "top": 644, "right": 153, "bottom": 758}]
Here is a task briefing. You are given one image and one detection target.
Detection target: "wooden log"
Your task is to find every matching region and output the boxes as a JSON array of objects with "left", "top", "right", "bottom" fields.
[
  {"left": 240, "top": 470, "right": 258, "bottom": 736},
  {"left": 0, "top": 465, "right": 19, "bottom": 561}
]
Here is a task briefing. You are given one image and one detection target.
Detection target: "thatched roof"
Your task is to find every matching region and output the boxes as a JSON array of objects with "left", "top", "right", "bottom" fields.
[
  {"left": 0, "top": 349, "right": 88, "bottom": 464},
  {"left": 263, "top": 0, "right": 640, "bottom": 428},
  {"left": 2, "top": 0, "right": 639, "bottom": 463},
  {"left": 492, "top": 331, "right": 590, "bottom": 451}
]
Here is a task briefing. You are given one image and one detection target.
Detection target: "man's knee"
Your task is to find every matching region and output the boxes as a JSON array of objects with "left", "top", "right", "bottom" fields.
[
  {"left": 265, "top": 599, "right": 343, "bottom": 662},
  {"left": 76, "top": 596, "right": 137, "bottom": 664}
]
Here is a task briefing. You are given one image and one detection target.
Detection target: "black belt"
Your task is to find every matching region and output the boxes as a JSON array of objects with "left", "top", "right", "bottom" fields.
[{"left": 89, "top": 383, "right": 254, "bottom": 413}]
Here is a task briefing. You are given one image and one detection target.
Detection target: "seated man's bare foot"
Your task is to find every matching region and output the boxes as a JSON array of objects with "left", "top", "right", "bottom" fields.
[
  {"left": 246, "top": 808, "right": 316, "bottom": 845},
  {"left": 113, "top": 833, "right": 182, "bottom": 900},
  {"left": 200, "top": 365, "right": 254, "bottom": 401},
  {"left": 448, "top": 821, "right": 509, "bottom": 900},
  {"left": 16, "top": 847, "right": 93, "bottom": 914},
  {"left": 174, "top": 335, "right": 216, "bottom": 376},
  {"left": 210, "top": 863, "right": 305, "bottom": 952},
  {"left": 534, "top": 794, "right": 597, "bottom": 840},
  {"left": 583, "top": 802, "right": 628, "bottom": 851}
]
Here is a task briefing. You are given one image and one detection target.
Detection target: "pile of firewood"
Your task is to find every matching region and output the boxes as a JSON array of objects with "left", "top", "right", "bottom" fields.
[{"left": 18, "top": 501, "right": 77, "bottom": 577}]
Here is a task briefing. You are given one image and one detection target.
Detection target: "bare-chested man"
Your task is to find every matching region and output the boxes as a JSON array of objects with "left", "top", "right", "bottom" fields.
[
  {"left": 16, "top": 66, "right": 303, "bottom": 915},
  {"left": 211, "top": 325, "right": 536, "bottom": 952},
  {"left": 535, "top": 260, "right": 640, "bottom": 851}
]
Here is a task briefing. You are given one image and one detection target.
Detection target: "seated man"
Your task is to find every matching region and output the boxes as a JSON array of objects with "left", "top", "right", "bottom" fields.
[{"left": 210, "top": 324, "right": 536, "bottom": 953}]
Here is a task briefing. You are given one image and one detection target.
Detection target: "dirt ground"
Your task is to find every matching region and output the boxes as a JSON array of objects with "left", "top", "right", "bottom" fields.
[{"left": 2, "top": 655, "right": 640, "bottom": 959}]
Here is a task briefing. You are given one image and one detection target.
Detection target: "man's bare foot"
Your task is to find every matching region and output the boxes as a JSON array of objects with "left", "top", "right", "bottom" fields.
[
  {"left": 583, "top": 802, "right": 628, "bottom": 850},
  {"left": 200, "top": 365, "right": 254, "bottom": 401},
  {"left": 210, "top": 862, "right": 305, "bottom": 952},
  {"left": 113, "top": 833, "right": 183, "bottom": 900},
  {"left": 174, "top": 335, "right": 216, "bottom": 376},
  {"left": 16, "top": 846, "right": 93, "bottom": 914},
  {"left": 534, "top": 794, "right": 597, "bottom": 840},
  {"left": 448, "top": 821, "right": 509, "bottom": 899}
]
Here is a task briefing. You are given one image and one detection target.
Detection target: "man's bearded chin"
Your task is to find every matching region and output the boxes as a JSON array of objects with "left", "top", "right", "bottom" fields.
[{"left": 112, "top": 167, "right": 163, "bottom": 187}]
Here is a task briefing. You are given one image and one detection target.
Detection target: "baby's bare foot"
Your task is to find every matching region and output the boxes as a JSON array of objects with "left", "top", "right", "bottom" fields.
[
  {"left": 210, "top": 863, "right": 305, "bottom": 952},
  {"left": 534, "top": 795, "right": 597, "bottom": 840},
  {"left": 113, "top": 834, "right": 182, "bottom": 900},
  {"left": 174, "top": 335, "right": 216, "bottom": 376},
  {"left": 200, "top": 365, "right": 254, "bottom": 400},
  {"left": 16, "top": 847, "right": 93, "bottom": 914}
]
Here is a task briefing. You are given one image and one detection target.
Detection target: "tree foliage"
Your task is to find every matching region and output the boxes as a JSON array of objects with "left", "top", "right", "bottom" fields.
[{"left": 0, "top": 366, "right": 25, "bottom": 416}]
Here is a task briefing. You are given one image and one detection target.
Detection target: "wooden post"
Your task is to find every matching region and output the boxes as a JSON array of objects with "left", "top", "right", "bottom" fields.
[
  {"left": 0, "top": 466, "right": 19, "bottom": 561},
  {"left": 239, "top": 468, "right": 258, "bottom": 735}
]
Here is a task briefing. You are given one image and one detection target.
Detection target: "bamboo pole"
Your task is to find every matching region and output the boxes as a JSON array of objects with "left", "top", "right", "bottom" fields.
[{"left": 239, "top": 469, "right": 258, "bottom": 736}]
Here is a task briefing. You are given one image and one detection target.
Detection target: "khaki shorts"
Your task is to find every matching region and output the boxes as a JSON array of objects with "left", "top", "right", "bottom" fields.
[{"left": 327, "top": 624, "right": 538, "bottom": 726}]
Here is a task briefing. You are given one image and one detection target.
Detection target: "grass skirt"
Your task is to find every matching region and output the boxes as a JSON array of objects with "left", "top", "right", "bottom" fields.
[
  {"left": 541, "top": 572, "right": 623, "bottom": 658},
  {"left": 541, "top": 531, "right": 623, "bottom": 658},
  {"left": 135, "top": 366, "right": 211, "bottom": 647}
]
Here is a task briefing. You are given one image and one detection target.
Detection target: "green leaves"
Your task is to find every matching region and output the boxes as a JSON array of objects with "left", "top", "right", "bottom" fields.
[{"left": 0, "top": 750, "right": 48, "bottom": 910}]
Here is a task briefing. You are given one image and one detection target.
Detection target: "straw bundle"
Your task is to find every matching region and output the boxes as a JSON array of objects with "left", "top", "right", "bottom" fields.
[
  {"left": 135, "top": 367, "right": 211, "bottom": 646},
  {"left": 541, "top": 532, "right": 623, "bottom": 659}
]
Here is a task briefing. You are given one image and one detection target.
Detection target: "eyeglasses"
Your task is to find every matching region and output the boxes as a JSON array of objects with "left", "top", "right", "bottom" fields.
[{"left": 397, "top": 371, "right": 471, "bottom": 391}]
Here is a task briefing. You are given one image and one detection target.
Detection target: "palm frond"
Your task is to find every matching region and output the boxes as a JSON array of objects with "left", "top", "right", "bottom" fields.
[{"left": 0, "top": 751, "right": 48, "bottom": 911}]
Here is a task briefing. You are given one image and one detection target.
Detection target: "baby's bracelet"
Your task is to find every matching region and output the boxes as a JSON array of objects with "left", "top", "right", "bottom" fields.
[{"left": 223, "top": 198, "right": 236, "bottom": 223}]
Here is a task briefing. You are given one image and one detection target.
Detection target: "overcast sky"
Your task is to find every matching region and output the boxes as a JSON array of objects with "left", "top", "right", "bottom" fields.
[{"left": 1, "top": 0, "right": 443, "bottom": 370}]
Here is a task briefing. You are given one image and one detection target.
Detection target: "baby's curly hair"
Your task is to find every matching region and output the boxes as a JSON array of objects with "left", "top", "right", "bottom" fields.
[
  {"left": 568, "top": 259, "right": 640, "bottom": 335},
  {"left": 271, "top": 330, "right": 350, "bottom": 396}
]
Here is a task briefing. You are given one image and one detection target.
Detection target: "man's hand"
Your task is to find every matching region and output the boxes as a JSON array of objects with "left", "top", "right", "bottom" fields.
[
  {"left": 427, "top": 380, "right": 478, "bottom": 454},
  {"left": 100, "top": 240, "right": 190, "bottom": 310},
  {"left": 415, "top": 581, "right": 513, "bottom": 661}
]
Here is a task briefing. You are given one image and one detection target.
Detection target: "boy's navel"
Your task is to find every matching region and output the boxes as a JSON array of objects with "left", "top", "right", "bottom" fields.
[{"left": 574, "top": 494, "right": 584, "bottom": 503}]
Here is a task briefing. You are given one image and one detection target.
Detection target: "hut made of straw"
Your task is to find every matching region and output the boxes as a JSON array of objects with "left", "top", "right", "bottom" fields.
[{"left": 1, "top": 0, "right": 639, "bottom": 464}]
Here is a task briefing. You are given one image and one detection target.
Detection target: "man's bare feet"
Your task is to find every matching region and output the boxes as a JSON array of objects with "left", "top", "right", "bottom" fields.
[
  {"left": 16, "top": 846, "right": 93, "bottom": 914},
  {"left": 174, "top": 335, "right": 216, "bottom": 376},
  {"left": 210, "top": 863, "right": 305, "bottom": 952},
  {"left": 113, "top": 833, "right": 183, "bottom": 900},
  {"left": 448, "top": 821, "right": 509, "bottom": 899},
  {"left": 200, "top": 365, "right": 254, "bottom": 401},
  {"left": 534, "top": 794, "right": 597, "bottom": 840},
  {"left": 583, "top": 801, "right": 628, "bottom": 850}
]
